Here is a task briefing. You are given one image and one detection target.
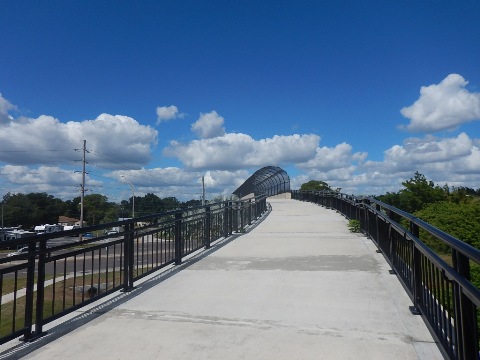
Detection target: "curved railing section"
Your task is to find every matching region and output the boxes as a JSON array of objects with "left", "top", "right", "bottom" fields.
[
  {"left": 0, "top": 196, "right": 268, "bottom": 345},
  {"left": 292, "top": 190, "right": 480, "bottom": 360}
]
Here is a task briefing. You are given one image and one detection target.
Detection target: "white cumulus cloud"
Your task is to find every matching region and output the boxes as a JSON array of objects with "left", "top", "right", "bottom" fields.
[
  {"left": 0, "top": 93, "right": 17, "bottom": 124},
  {"left": 165, "top": 133, "right": 320, "bottom": 170},
  {"left": 0, "top": 113, "right": 158, "bottom": 168},
  {"left": 352, "top": 132, "right": 480, "bottom": 194},
  {"left": 191, "top": 111, "right": 226, "bottom": 139},
  {"left": 400, "top": 74, "right": 480, "bottom": 132},
  {"left": 0, "top": 164, "right": 103, "bottom": 198},
  {"left": 382, "top": 133, "right": 473, "bottom": 169},
  {"left": 156, "top": 105, "right": 184, "bottom": 125},
  {"left": 297, "top": 142, "right": 367, "bottom": 171}
]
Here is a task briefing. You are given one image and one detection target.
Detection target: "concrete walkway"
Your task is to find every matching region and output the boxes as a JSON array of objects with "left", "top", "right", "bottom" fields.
[{"left": 6, "top": 199, "right": 443, "bottom": 359}]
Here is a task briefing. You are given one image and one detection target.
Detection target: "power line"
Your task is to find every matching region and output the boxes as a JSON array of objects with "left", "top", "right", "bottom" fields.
[{"left": 0, "top": 149, "right": 66, "bottom": 153}]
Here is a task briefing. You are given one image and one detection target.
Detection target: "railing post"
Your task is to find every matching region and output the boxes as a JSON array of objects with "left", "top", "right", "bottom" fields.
[
  {"left": 230, "top": 201, "right": 234, "bottom": 234},
  {"left": 410, "top": 223, "right": 422, "bottom": 315},
  {"left": 452, "top": 250, "right": 477, "bottom": 359},
  {"left": 205, "top": 206, "right": 211, "bottom": 249},
  {"left": 248, "top": 199, "right": 252, "bottom": 225},
  {"left": 234, "top": 201, "right": 239, "bottom": 232},
  {"left": 240, "top": 201, "right": 244, "bottom": 231},
  {"left": 175, "top": 211, "right": 183, "bottom": 265},
  {"left": 21, "top": 241, "right": 37, "bottom": 341},
  {"left": 223, "top": 202, "right": 229, "bottom": 237},
  {"left": 34, "top": 239, "right": 49, "bottom": 337},
  {"left": 123, "top": 221, "right": 135, "bottom": 291},
  {"left": 360, "top": 202, "right": 366, "bottom": 233},
  {"left": 355, "top": 199, "right": 361, "bottom": 221}
]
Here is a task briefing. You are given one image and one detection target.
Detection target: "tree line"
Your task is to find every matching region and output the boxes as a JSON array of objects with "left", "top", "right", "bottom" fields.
[
  {"left": 1, "top": 192, "right": 201, "bottom": 229},
  {"left": 376, "top": 172, "right": 480, "bottom": 252}
]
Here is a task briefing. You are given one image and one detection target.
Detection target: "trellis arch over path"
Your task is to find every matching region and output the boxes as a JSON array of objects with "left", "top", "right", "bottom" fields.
[{"left": 232, "top": 166, "right": 290, "bottom": 199}]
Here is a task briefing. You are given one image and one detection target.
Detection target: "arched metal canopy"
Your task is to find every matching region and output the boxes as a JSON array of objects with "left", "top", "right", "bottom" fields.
[{"left": 233, "top": 166, "right": 290, "bottom": 198}]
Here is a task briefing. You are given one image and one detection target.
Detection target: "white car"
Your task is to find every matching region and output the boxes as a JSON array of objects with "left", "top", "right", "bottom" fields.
[
  {"left": 7, "top": 246, "right": 29, "bottom": 257},
  {"left": 7, "top": 246, "right": 51, "bottom": 258}
]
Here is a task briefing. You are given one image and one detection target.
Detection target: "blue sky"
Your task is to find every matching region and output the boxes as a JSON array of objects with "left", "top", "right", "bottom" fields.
[{"left": 1, "top": 1, "right": 480, "bottom": 202}]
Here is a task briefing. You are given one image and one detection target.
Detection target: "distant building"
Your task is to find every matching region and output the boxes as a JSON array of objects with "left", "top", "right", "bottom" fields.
[{"left": 58, "top": 216, "right": 81, "bottom": 227}]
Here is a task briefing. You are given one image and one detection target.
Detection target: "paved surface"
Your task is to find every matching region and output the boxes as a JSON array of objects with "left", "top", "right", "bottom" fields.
[{"left": 4, "top": 199, "right": 443, "bottom": 359}]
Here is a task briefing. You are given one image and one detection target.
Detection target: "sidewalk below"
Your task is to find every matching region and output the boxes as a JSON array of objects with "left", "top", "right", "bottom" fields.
[{"left": 6, "top": 199, "right": 443, "bottom": 359}]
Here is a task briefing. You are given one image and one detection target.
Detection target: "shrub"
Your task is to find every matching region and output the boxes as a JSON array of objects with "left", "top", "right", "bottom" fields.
[{"left": 348, "top": 220, "right": 361, "bottom": 233}]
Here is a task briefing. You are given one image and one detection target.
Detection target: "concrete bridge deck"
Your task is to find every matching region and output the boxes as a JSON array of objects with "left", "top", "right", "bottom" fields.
[{"left": 8, "top": 199, "right": 443, "bottom": 359}]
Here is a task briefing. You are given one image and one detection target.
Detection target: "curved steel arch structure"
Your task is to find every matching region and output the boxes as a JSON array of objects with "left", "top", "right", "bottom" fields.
[{"left": 233, "top": 166, "right": 290, "bottom": 198}]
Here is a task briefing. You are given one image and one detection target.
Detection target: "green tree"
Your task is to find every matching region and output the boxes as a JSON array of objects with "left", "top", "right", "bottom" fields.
[
  {"left": 119, "top": 200, "right": 131, "bottom": 218},
  {"left": 2, "top": 192, "right": 69, "bottom": 229},
  {"left": 2, "top": 193, "right": 36, "bottom": 228},
  {"left": 414, "top": 201, "right": 480, "bottom": 253},
  {"left": 300, "top": 180, "right": 331, "bottom": 192},
  {"left": 65, "top": 197, "right": 81, "bottom": 218},
  {"left": 103, "top": 206, "right": 120, "bottom": 223},
  {"left": 135, "top": 193, "right": 163, "bottom": 216},
  {"left": 184, "top": 199, "right": 202, "bottom": 208},
  {"left": 26, "top": 192, "right": 65, "bottom": 225},
  {"left": 161, "top": 197, "right": 181, "bottom": 210},
  {"left": 378, "top": 172, "right": 447, "bottom": 213},
  {"left": 83, "top": 194, "right": 116, "bottom": 225},
  {"left": 399, "top": 172, "right": 447, "bottom": 213}
]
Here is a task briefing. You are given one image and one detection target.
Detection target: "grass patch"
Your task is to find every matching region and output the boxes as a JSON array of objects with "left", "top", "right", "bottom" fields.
[{"left": 1, "top": 271, "right": 124, "bottom": 340}]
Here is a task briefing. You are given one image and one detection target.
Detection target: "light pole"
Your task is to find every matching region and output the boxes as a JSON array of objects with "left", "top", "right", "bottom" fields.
[{"left": 122, "top": 176, "right": 135, "bottom": 218}]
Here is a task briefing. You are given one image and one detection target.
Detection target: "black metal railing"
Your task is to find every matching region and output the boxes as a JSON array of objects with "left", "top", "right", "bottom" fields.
[
  {"left": 0, "top": 196, "right": 268, "bottom": 345},
  {"left": 292, "top": 190, "right": 480, "bottom": 360}
]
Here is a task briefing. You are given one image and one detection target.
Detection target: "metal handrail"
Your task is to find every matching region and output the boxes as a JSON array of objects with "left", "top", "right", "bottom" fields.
[
  {"left": 0, "top": 195, "right": 268, "bottom": 345},
  {"left": 292, "top": 189, "right": 479, "bottom": 360}
]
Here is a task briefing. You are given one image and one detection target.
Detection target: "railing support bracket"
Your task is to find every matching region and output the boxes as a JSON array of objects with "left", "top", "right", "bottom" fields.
[
  {"left": 120, "top": 286, "right": 136, "bottom": 293},
  {"left": 409, "top": 306, "right": 421, "bottom": 315},
  {"left": 20, "top": 331, "right": 48, "bottom": 343}
]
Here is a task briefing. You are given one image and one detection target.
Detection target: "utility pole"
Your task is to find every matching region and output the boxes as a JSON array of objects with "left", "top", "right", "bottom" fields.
[
  {"left": 122, "top": 176, "right": 135, "bottom": 218},
  {"left": 74, "top": 140, "right": 88, "bottom": 241},
  {"left": 80, "top": 140, "right": 86, "bottom": 229}
]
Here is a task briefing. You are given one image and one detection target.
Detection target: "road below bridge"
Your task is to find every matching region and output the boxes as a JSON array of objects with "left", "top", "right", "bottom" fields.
[{"left": 6, "top": 198, "right": 443, "bottom": 360}]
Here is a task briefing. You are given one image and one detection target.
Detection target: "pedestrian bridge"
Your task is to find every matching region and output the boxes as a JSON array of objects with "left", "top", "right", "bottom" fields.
[{"left": 2, "top": 198, "right": 445, "bottom": 359}]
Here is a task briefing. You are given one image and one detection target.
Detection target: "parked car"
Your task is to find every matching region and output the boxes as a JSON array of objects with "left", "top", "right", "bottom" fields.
[{"left": 7, "top": 246, "right": 51, "bottom": 258}]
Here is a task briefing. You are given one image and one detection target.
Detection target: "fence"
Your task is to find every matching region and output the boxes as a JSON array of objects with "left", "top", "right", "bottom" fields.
[
  {"left": 292, "top": 190, "right": 480, "bottom": 360},
  {"left": 0, "top": 196, "right": 267, "bottom": 345}
]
